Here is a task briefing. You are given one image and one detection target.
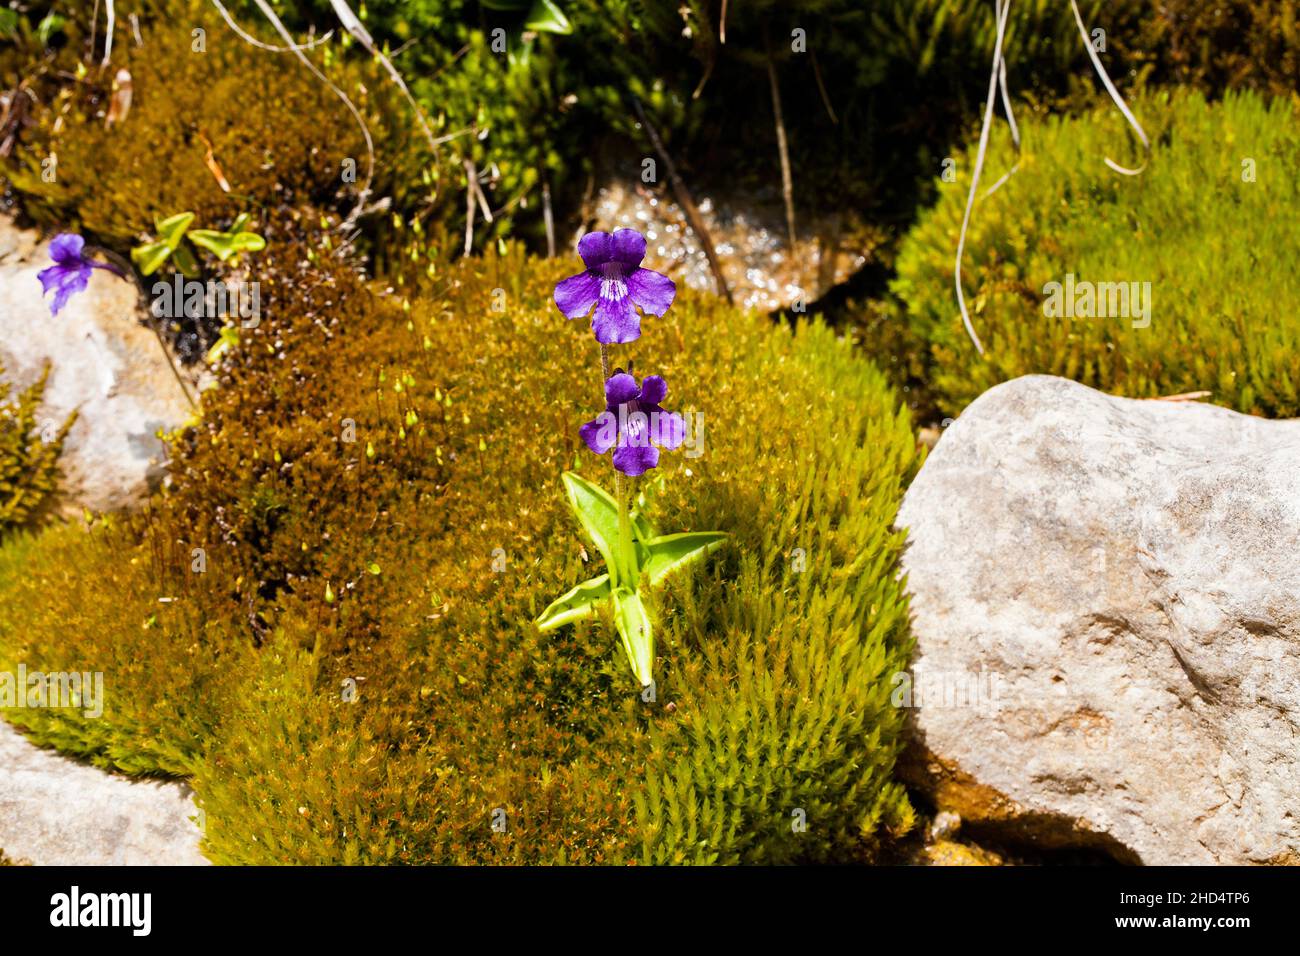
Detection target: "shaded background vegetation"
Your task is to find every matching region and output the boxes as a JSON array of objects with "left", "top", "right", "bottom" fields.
[
  {"left": 7, "top": 0, "right": 1297, "bottom": 269},
  {"left": 5, "top": 0, "right": 1296, "bottom": 388}
]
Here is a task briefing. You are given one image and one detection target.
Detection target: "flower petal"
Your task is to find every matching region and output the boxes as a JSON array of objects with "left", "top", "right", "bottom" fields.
[
  {"left": 613, "top": 441, "right": 659, "bottom": 477},
  {"left": 627, "top": 267, "right": 676, "bottom": 317},
  {"left": 649, "top": 409, "right": 686, "bottom": 451},
  {"left": 621, "top": 409, "right": 649, "bottom": 448},
  {"left": 578, "top": 231, "right": 613, "bottom": 269},
  {"left": 48, "top": 233, "right": 85, "bottom": 265},
  {"left": 591, "top": 286, "right": 641, "bottom": 344},
  {"left": 579, "top": 412, "right": 617, "bottom": 455},
  {"left": 554, "top": 270, "right": 599, "bottom": 319},
  {"left": 604, "top": 372, "right": 640, "bottom": 407},
  {"left": 43, "top": 266, "right": 90, "bottom": 317},
  {"left": 639, "top": 375, "right": 668, "bottom": 406},
  {"left": 610, "top": 228, "right": 646, "bottom": 268},
  {"left": 37, "top": 263, "right": 72, "bottom": 296}
]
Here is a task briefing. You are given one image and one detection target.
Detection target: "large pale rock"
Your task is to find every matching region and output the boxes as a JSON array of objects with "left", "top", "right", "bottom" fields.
[
  {"left": 0, "top": 217, "right": 192, "bottom": 515},
  {"left": 897, "top": 375, "right": 1300, "bottom": 865},
  {"left": 0, "top": 720, "right": 207, "bottom": 865}
]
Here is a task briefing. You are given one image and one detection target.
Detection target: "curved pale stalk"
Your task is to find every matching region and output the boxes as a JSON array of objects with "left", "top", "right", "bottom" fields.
[
  {"left": 1069, "top": 0, "right": 1150, "bottom": 175},
  {"left": 953, "top": 0, "right": 1012, "bottom": 356},
  {"left": 102, "top": 0, "right": 115, "bottom": 65},
  {"left": 982, "top": 36, "right": 1021, "bottom": 199},
  {"left": 210, "top": 0, "right": 335, "bottom": 51},
  {"left": 326, "top": 0, "right": 441, "bottom": 160},
  {"left": 954, "top": 0, "right": 1149, "bottom": 355}
]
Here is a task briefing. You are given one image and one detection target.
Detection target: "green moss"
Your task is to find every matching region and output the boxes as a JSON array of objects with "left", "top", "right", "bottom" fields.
[
  {"left": 0, "top": 517, "right": 257, "bottom": 775},
  {"left": 874, "top": 88, "right": 1300, "bottom": 419},
  {"left": 0, "top": 234, "right": 920, "bottom": 863},
  {"left": 0, "top": 363, "right": 73, "bottom": 537},
  {"left": 1, "top": 0, "right": 922, "bottom": 866}
]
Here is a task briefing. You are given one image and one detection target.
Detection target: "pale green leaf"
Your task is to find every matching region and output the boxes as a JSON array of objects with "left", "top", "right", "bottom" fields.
[
  {"left": 189, "top": 229, "right": 267, "bottom": 262},
  {"left": 535, "top": 573, "right": 610, "bottom": 631},
  {"left": 130, "top": 241, "right": 173, "bottom": 277},
  {"left": 233, "top": 232, "right": 267, "bottom": 253},
  {"left": 525, "top": 0, "right": 573, "bottom": 35},
  {"left": 612, "top": 587, "right": 653, "bottom": 686},
  {"left": 561, "top": 471, "right": 634, "bottom": 586},
  {"left": 641, "top": 531, "right": 728, "bottom": 587},
  {"left": 205, "top": 326, "right": 239, "bottom": 364},
  {"left": 630, "top": 508, "right": 658, "bottom": 543},
  {"left": 154, "top": 212, "right": 195, "bottom": 247},
  {"left": 171, "top": 242, "right": 200, "bottom": 277},
  {"left": 133, "top": 212, "right": 196, "bottom": 275}
]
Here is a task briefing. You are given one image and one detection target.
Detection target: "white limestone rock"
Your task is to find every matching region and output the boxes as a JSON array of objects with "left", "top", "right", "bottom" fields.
[{"left": 897, "top": 375, "right": 1300, "bottom": 865}]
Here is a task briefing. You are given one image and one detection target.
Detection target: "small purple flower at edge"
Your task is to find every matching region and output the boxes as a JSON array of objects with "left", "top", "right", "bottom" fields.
[
  {"left": 580, "top": 371, "right": 687, "bottom": 477},
  {"left": 37, "top": 233, "right": 123, "bottom": 317},
  {"left": 553, "top": 228, "right": 676, "bottom": 344}
]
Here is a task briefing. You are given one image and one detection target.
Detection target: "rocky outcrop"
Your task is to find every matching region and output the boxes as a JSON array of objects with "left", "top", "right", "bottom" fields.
[
  {"left": 0, "top": 217, "right": 193, "bottom": 515},
  {"left": 0, "top": 720, "right": 207, "bottom": 865},
  {"left": 897, "top": 375, "right": 1300, "bottom": 865}
]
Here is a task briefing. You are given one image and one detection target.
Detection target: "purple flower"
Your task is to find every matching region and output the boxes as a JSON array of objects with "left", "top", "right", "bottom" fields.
[
  {"left": 553, "top": 228, "right": 676, "bottom": 344},
  {"left": 37, "top": 233, "right": 121, "bottom": 317},
  {"left": 579, "top": 371, "right": 686, "bottom": 477}
]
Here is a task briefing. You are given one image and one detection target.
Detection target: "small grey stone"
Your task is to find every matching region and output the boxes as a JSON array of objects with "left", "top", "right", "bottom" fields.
[{"left": 929, "top": 810, "right": 962, "bottom": 842}]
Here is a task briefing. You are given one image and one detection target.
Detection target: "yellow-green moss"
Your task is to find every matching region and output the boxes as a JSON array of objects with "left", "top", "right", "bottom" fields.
[
  {"left": 0, "top": 363, "right": 73, "bottom": 536},
  {"left": 872, "top": 89, "right": 1300, "bottom": 419},
  {"left": 0, "top": 1, "right": 920, "bottom": 865},
  {"left": 0, "top": 233, "right": 920, "bottom": 863}
]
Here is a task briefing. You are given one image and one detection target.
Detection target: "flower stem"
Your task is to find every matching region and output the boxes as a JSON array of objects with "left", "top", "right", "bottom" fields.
[
  {"left": 615, "top": 468, "right": 632, "bottom": 581},
  {"left": 92, "top": 245, "right": 198, "bottom": 411},
  {"left": 598, "top": 340, "right": 632, "bottom": 574},
  {"left": 153, "top": 326, "right": 199, "bottom": 411}
]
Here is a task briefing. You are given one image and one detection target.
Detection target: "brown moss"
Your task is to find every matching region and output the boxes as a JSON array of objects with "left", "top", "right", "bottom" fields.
[{"left": 4, "top": 0, "right": 377, "bottom": 242}]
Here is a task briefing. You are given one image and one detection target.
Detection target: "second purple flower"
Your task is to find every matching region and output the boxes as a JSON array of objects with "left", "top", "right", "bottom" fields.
[{"left": 579, "top": 371, "right": 686, "bottom": 477}]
